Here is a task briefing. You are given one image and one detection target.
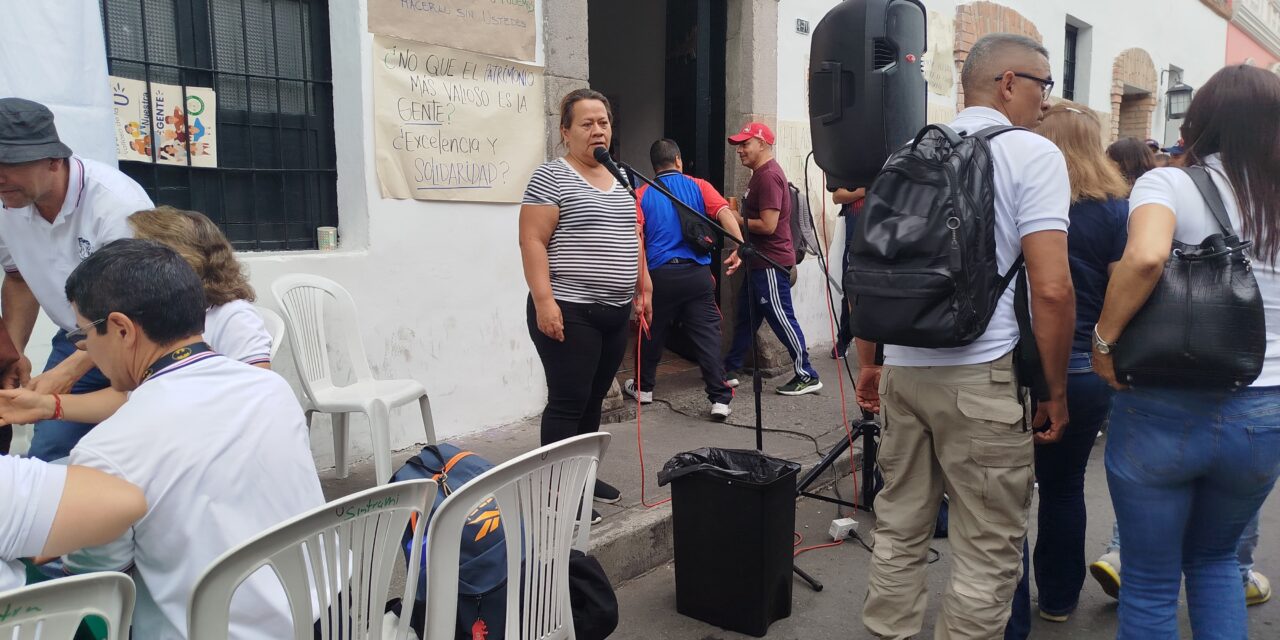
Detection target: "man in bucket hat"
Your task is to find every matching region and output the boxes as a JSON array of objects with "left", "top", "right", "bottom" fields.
[{"left": 0, "top": 97, "right": 152, "bottom": 460}]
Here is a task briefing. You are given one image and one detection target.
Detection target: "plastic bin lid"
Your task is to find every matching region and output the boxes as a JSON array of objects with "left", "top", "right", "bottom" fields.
[{"left": 657, "top": 447, "right": 802, "bottom": 487}]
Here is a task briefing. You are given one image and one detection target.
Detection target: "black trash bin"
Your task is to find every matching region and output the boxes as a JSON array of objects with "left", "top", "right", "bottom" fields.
[{"left": 658, "top": 448, "right": 801, "bottom": 637}]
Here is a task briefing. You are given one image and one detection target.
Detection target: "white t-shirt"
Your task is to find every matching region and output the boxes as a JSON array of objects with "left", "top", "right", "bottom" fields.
[
  {"left": 886, "top": 107, "right": 1072, "bottom": 367},
  {"left": 1129, "top": 154, "right": 1280, "bottom": 387},
  {"left": 0, "top": 456, "right": 66, "bottom": 593},
  {"left": 0, "top": 156, "right": 152, "bottom": 332},
  {"left": 205, "top": 300, "right": 272, "bottom": 365},
  {"left": 66, "top": 353, "right": 324, "bottom": 640}
]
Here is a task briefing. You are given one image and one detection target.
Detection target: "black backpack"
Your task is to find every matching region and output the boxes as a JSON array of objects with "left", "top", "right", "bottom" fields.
[{"left": 844, "top": 124, "right": 1024, "bottom": 349}]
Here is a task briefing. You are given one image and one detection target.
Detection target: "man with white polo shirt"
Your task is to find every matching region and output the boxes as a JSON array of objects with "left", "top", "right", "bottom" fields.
[
  {"left": 0, "top": 97, "right": 152, "bottom": 460},
  {"left": 60, "top": 239, "right": 324, "bottom": 639},
  {"left": 854, "top": 33, "right": 1075, "bottom": 638}
]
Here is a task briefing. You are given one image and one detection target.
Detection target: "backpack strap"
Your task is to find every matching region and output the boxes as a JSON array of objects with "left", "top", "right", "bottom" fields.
[
  {"left": 1013, "top": 261, "right": 1050, "bottom": 403},
  {"left": 969, "top": 125, "right": 1028, "bottom": 141},
  {"left": 1181, "top": 166, "right": 1238, "bottom": 237}
]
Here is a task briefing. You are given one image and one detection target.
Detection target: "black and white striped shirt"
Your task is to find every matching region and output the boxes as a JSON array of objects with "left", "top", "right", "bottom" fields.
[{"left": 522, "top": 158, "right": 639, "bottom": 306}]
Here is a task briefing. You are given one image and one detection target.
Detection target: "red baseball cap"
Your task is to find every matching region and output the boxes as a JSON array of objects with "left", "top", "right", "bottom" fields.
[{"left": 728, "top": 122, "right": 775, "bottom": 145}]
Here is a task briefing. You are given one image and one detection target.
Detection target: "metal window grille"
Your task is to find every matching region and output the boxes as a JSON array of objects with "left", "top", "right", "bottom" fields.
[
  {"left": 1063, "top": 24, "right": 1078, "bottom": 102},
  {"left": 100, "top": 0, "right": 337, "bottom": 251}
]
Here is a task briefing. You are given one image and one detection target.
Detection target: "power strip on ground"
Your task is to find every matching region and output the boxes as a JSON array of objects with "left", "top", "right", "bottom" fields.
[{"left": 829, "top": 517, "right": 858, "bottom": 542}]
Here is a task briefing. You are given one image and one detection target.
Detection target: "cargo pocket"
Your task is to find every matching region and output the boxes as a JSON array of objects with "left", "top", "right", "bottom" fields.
[
  {"left": 959, "top": 386, "right": 1033, "bottom": 527},
  {"left": 967, "top": 439, "right": 1033, "bottom": 527}
]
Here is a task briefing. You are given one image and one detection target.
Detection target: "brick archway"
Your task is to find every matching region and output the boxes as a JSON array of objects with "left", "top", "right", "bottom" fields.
[
  {"left": 953, "top": 2, "right": 1043, "bottom": 111},
  {"left": 1111, "top": 48, "right": 1158, "bottom": 142}
]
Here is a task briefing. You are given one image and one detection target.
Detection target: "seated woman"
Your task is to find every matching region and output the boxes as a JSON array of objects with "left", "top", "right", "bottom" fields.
[{"left": 0, "top": 207, "right": 273, "bottom": 427}]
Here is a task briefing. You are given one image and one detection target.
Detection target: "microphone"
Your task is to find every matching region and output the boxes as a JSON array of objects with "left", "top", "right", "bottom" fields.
[{"left": 593, "top": 146, "right": 635, "bottom": 198}]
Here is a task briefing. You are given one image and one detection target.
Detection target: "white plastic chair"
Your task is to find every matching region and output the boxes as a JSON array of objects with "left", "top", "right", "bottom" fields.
[
  {"left": 188, "top": 478, "right": 436, "bottom": 640},
  {"left": 271, "top": 274, "right": 437, "bottom": 484},
  {"left": 254, "top": 304, "right": 288, "bottom": 363},
  {"left": 420, "top": 432, "right": 610, "bottom": 640},
  {"left": 0, "top": 572, "right": 136, "bottom": 639}
]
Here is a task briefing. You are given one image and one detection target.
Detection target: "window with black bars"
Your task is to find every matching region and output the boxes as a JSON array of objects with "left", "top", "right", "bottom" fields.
[
  {"left": 1063, "top": 24, "right": 1079, "bottom": 102},
  {"left": 100, "top": 0, "right": 337, "bottom": 250}
]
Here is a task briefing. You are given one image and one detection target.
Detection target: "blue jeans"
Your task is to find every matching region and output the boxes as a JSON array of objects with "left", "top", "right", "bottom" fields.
[
  {"left": 1106, "top": 385, "right": 1280, "bottom": 639},
  {"left": 1005, "top": 353, "right": 1114, "bottom": 637},
  {"left": 1107, "top": 507, "right": 1262, "bottom": 580},
  {"left": 27, "top": 330, "right": 111, "bottom": 461}
]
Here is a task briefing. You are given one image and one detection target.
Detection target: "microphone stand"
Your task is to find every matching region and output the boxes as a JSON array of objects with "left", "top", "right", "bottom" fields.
[
  {"left": 624, "top": 162, "right": 878, "bottom": 594},
  {"left": 620, "top": 162, "right": 788, "bottom": 453}
]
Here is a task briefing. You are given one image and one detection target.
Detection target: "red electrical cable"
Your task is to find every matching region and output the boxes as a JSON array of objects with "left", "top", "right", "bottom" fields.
[
  {"left": 633, "top": 221, "right": 671, "bottom": 509},
  {"left": 792, "top": 531, "right": 846, "bottom": 558},
  {"left": 817, "top": 175, "right": 860, "bottom": 504}
]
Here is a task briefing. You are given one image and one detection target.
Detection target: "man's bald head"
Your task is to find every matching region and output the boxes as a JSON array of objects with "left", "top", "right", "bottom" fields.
[{"left": 960, "top": 33, "right": 1050, "bottom": 99}]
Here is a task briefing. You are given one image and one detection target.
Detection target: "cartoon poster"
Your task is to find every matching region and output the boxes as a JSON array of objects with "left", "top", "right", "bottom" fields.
[
  {"left": 150, "top": 83, "right": 218, "bottom": 167},
  {"left": 110, "top": 76, "right": 152, "bottom": 163}
]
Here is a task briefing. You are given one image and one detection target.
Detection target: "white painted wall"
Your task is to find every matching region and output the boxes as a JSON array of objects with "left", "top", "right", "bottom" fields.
[{"left": 238, "top": 0, "right": 550, "bottom": 469}]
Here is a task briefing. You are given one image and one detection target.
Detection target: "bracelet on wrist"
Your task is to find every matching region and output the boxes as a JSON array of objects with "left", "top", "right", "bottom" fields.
[{"left": 51, "top": 394, "right": 63, "bottom": 420}]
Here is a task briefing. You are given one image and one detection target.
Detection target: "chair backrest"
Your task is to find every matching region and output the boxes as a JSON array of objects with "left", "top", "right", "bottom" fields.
[
  {"left": 270, "top": 274, "right": 375, "bottom": 396},
  {"left": 421, "top": 433, "right": 610, "bottom": 640},
  {"left": 0, "top": 572, "right": 136, "bottom": 640},
  {"left": 254, "top": 304, "right": 288, "bottom": 363},
  {"left": 188, "top": 479, "right": 435, "bottom": 640}
]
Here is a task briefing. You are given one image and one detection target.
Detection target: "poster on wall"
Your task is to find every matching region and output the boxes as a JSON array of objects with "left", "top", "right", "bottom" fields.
[
  {"left": 372, "top": 36, "right": 545, "bottom": 203},
  {"left": 149, "top": 83, "right": 218, "bottom": 168},
  {"left": 110, "top": 76, "right": 152, "bottom": 163},
  {"left": 367, "top": 0, "right": 537, "bottom": 62}
]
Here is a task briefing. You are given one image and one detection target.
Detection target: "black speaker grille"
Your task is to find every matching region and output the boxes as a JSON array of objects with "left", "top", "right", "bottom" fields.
[{"left": 873, "top": 39, "right": 896, "bottom": 70}]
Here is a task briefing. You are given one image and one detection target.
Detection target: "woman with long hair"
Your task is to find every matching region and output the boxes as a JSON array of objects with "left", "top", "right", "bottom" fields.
[
  {"left": 0, "top": 207, "right": 274, "bottom": 427},
  {"left": 1009, "top": 102, "right": 1130, "bottom": 628},
  {"left": 519, "top": 89, "right": 650, "bottom": 524},
  {"left": 1092, "top": 65, "right": 1280, "bottom": 637},
  {"left": 1107, "top": 136, "right": 1157, "bottom": 191}
]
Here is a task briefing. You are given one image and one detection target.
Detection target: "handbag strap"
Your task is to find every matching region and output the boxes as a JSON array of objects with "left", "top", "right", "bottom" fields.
[{"left": 1180, "top": 165, "right": 1237, "bottom": 238}]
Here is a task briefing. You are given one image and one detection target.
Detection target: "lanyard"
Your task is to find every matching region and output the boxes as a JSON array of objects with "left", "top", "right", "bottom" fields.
[{"left": 140, "top": 342, "right": 214, "bottom": 383}]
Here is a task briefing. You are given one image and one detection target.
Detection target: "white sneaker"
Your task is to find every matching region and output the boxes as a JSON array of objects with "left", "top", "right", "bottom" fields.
[
  {"left": 622, "top": 379, "right": 652, "bottom": 404},
  {"left": 710, "top": 403, "right": 731, "bottom": 420},
  {"left": 724, "top": 376, "right": 740, "bottom": 388}
]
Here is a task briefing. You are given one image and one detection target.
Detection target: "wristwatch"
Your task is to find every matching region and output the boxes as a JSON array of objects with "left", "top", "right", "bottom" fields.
[{"left": 1093, "top": 325, "right": 1117, "bottom": 355}]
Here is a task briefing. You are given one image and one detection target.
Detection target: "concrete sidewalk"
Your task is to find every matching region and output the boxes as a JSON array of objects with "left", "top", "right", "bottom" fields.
[
  {"left": 319, "top": 346, "right": 865, "bottom": 585},
  {"left": 610, "top": 435, "right": 1280, "bottom": 639}
]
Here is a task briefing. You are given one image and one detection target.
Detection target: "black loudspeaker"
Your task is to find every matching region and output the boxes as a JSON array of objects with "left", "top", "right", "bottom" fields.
[{"left": 809, "top": 0, "right": 928, "bottom": 190}]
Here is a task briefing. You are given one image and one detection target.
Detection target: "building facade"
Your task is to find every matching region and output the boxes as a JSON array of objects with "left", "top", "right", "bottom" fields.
[{"left": 4, "top": 0, "right": 1264, "bottom": 472}]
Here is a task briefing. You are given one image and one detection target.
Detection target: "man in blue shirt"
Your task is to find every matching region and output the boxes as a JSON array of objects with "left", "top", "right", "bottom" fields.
[{"left": 623, "top": 139, "right": 743, "bottom": 419}]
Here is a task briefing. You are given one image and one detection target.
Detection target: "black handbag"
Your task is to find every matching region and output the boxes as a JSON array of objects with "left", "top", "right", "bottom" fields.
[{"left": 1113, "top": 166, "right": 1266, "bottom": 389}]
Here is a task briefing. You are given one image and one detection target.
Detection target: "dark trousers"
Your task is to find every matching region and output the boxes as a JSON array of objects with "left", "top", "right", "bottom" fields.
[
  {"left": 1005, "top": 353, "right": 1115, "bottom": 637},
  {"left": 723, "top": 268, "right": 818, "bottom": 381},
  {"left": 527, "top": 296, "right": 631, "bottom": 446},
  {"left": 637, "top": 263, "right": 733, "bottom": 404}
]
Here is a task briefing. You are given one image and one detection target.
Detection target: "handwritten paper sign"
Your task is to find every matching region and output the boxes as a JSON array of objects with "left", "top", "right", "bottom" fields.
[
  {"left": 110, "top": 76, "right": 151, "bottom": 163},
  {"left": 150, "top": 83, "right": 218, "bottom": 168},
  {"left": 368, "top": 0, "right": 537, "bottom": 62},
  {"left": 373, "top": 36, "right": 545, "bottom": 203}
]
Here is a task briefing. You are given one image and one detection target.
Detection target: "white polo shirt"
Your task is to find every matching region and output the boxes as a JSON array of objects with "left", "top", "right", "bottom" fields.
[
  {"left": 0, "top": 456, "right": 66, "bottom": 593},
  {"left": 886, "top": 107, "right": 1071, "bottom": 367},
  {"left": 0, "top": 156, "right": 152, "bottom": 332},
  {"left": 205, "top": 300, "right": 272, "bottom": 366},
  {"left": 66, "top": 352, "right": 324, "bottom": 640}
]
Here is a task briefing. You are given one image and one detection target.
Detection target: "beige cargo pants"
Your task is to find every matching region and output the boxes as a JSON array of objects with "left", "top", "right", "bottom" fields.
[{"left": 862, "top": 352, "right": 1034, "bottom": 640}]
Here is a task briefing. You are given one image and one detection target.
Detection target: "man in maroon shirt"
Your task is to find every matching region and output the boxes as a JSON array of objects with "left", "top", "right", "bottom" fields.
[{"left": 722, "top": 122, "right": 821, "bottom": 395}]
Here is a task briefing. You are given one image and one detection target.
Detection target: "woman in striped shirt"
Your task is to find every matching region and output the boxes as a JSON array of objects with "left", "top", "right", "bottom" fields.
[{"left": 519, "top": 89, "right": 650, "bottom": 518}]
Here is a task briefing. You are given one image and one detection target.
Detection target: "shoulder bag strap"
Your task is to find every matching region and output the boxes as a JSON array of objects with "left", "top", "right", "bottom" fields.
[{"left": 1181, "top": 165, "right": 1237, "bottom": 237}]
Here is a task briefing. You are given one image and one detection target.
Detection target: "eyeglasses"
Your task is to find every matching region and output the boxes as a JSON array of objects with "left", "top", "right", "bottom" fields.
[
  {"left": 995, "top": 72, "right": 1055, "bottom": 101},
  {"left": 66, "top": 318, "right": 107, "bottom": 346}
]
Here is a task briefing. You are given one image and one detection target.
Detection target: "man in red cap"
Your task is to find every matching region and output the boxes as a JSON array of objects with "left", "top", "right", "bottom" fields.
[{"left": 722, "top": 122, "right": 821, "bottom": 396}]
